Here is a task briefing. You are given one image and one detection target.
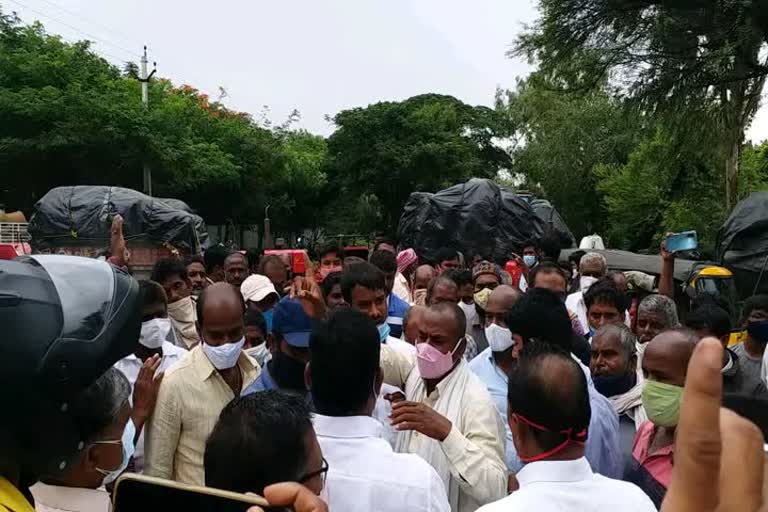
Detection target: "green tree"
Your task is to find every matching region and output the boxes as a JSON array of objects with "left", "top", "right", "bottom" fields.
[
  {"left": 326, "top": 94, "right": 513, "bottom": 232},
  {"left": 516, "top": 0, "right": 768, "bottom": 209},
  {"left": 497, "top": 74, "right": 641, "bottom": 236}
]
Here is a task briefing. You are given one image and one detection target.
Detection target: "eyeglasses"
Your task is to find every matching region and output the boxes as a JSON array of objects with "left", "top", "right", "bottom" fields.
[{"left": 298, "top": 457, "right": 329, "bottom": 489}]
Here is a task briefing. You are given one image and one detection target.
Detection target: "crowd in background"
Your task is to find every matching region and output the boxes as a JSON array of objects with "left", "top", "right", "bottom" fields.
[{"left": 2, "top": 232, "right": 768, "bottom": 512}]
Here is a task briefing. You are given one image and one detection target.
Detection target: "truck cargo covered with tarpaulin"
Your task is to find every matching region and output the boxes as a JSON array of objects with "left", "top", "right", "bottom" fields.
[
  {"left": 28, "top": 186, "right": 204, "bottom": 254},
  {"left": 717, "top": 191, "right": 768, "bottom": 298},
  {"left": 397, "top": 178, "right": 551, "bottom": 263}
]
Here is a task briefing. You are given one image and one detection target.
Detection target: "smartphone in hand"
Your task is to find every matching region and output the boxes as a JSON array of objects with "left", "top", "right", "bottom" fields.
[
  {"left": 665, "top": 231, "right": 698, "bottom": 253},
  {"left": 113, "top": 473, "right": 290, "bottom": 512}
]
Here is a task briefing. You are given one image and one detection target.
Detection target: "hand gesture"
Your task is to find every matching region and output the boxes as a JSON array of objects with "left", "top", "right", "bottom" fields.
[
  {"left": 661, "top": 337, "right": 764, "bottom": 512},
  {"left": 110, "top": 214, "right": 129, "bottom": 266},
  {"left": 391, "top": 400, "right": 452, "bottom": 441},
  {"left": 249, "top": 483, "right": 327, "bottom": 512},
  {"left": 290, "top": 255, "right": 326, "bottom": 319},
  {"left": 132, "top": 354, "right": 164, "bottom": 432}
]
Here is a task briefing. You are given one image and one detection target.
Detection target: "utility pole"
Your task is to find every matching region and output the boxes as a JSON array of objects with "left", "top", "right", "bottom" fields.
[{"left": 139, "top": 46, "right": 157, "bottom": 196}]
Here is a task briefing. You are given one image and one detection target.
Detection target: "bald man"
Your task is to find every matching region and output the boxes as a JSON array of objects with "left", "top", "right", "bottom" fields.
[
  {"left": 412, "top": 265, "right": 437, "bottom": 305},
  {"left": 468, "top": 285, "right": 523, "bottom": 474},
  {"left": 387, "top": 303, "right": 507, "bottom": 512},
  {"left": 625, "top": 328, "right": 697, "bottom": 509},
  {"left": 402, "top": 305, "right": 426, "bottom": 344},
  {"left": 145, "top": 283, "right": 260, "bottom": 485}
]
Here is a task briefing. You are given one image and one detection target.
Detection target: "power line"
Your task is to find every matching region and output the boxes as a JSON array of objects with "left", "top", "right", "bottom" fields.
[
  {"left": 5, "top": 0, "right": 140, "bottom": 59},
  {"left": 28, "top": 0, "right": 143, "bottom": 51}
]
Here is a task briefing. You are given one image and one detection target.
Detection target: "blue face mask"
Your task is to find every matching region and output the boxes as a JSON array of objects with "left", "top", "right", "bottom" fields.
[
  {"left": 262, "top": 309, "right": 274, "bottom": 333},
  {"left": 523, "top": 255, "right": 537, "bottom": 267},
  {"left": 378, "top": 322, "right": 391, "bottom": 342},
  {"left": 95, "top": 419, "right": 136, "bottom": 485}
]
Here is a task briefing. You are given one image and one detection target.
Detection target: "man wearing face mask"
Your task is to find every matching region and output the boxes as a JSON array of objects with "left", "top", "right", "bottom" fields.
[
  {"left": 151, "top": 258, "right": 200, "bottom": 349},
  {"left": 308, "top": 310, "right": 450, "bottom": 512},
  {"left": 394, "top": 248, "right": 419, "bottom": 304},
  {"left": 241, "top": 274, "right": 280, "bottom": 332},
  {"left": 452, "top": 270, "right": 476, "bottom": 335},
  {"left": 114, "top": 281, "right": 186, "bottom": 472},
  {"left": 467, "top": 285, "right": 523, "bottom": 475},
  {"left": 388, "top": 302, "right": 507, "bottom": 512},
  {"left": 242, "top": 296, "right": 314, "bottom": 397},
  {"left": 30, "top": 369, "right": 138, "bottom": 511},
  {"left": 589, "top": 324, "right": 646, "bottom": 464},
  {"left": 144, "top": 283, "right": 259, "bottom": 485},
  {"left": 342, "top": 262, "right": 415, "bottom": 357},
  {"left": 625, "top": 328, "right": 697, "bottom": 509},
  {"left": 565, "top": 252, "right": 608, "bottom": 332},
  {"left": 521, "top": 241, "right": 540, "bottom": 270},
  {"left": 728, "top": 295, "right": 768, "bottom": 388},
  {"left": 467, "top": 261, "right": 502, "bottom": 352},
  {"left": 370, "top": 249, "right": 411, "bottom": 339}
]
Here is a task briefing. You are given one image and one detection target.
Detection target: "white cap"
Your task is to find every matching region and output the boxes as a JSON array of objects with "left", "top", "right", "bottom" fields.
[{"left": 241, "top": 274, "right": 278, "bottom": 303}]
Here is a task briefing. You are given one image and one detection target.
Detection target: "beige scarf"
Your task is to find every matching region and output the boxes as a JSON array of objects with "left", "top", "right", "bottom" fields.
[{"left": 167, "top": 296, "right": 200, "bottom": 349}]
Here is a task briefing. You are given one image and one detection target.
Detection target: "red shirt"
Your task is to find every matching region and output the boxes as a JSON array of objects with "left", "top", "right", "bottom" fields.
[{"left": 632, "top": 420, "right": 674, "bottom": 487}]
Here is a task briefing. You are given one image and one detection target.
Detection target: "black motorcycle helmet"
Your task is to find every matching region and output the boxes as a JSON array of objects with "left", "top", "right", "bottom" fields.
[{"left": 0, "top": 255, "right": 140, "bottom": 478}]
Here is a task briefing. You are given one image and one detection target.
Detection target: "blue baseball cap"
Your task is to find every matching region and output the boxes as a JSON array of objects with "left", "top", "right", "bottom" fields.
[{"left": 271, "top": 296, "right": 313, "bottom": 348}]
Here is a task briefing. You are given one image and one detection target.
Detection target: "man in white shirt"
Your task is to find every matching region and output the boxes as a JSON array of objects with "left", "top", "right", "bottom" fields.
[
  {"left": 477, "top": 344, "right": 655, "bottom": 512},
  {"left": 565, "top": 252, "right": 608, "bottom": 330},
  {"left": 114, "top": 280, "right": 187, "bottom": 472},
  {"left": 385, "top": 302, "right": 507, "bottom": 512},
  {"left": 307, "top": 309, "right": 450, "bottom": 512}
]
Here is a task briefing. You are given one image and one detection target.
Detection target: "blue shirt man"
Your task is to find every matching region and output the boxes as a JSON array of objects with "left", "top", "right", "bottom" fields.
[{"left": 242, "top": 296, "right": 313, "bottom": 397}]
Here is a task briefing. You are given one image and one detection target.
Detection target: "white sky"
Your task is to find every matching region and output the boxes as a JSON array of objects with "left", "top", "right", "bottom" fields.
[{"left": 4, "top": 0, "right": 767, "bottom": 143}]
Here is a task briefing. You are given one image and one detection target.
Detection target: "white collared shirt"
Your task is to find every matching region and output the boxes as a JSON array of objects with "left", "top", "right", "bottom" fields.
[
  {"left": 314, "top": 414, "right": 450, "bottom": 512},
  {"left": 476, "top": 457, "right": 656, "bottom": 512},
  {"left": 385, "top": 335, "right": 416, "bottom": 358},
  {"left": 114, "top": 341, "right": 188, "bottom": 473},
  {"left": 30, "top": 482, "right": 111, "bottom": 512}
]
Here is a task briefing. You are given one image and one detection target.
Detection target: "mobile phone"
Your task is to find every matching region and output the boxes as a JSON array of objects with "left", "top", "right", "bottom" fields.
[
  {"left": 665, "top": 231, "right": 698, "bottom": 253},
  {"left": 113, "top": 473, "right": 287, "bottom": 512}
]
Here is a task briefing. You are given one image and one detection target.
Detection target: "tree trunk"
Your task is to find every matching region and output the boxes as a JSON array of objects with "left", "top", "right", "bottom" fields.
[{"left": 725, "top": 136, "right": 740, "bottom": 211}]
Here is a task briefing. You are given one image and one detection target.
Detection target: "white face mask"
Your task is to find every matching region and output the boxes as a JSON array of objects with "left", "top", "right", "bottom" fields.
[
  {"left": 139, "top": 318, "right": 172, "bottom": 349},
  {"left": 245, "top": 343, "right": 270, "bottom": 366},
  {"left": 202, "top": 337, "right": 245, "bottom": 370},
  {"left": 485, "top": 323, "right": 514, "bottom": 352},
  {"left": 458, "top": 301, "right": 477, "bottom": 330},
  {"left": 579, "top": 275, "right": 599, "bottom": 294}
]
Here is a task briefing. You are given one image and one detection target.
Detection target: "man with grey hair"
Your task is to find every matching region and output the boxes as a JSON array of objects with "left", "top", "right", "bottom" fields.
[
  {"left": 566, "top": 252, "right": 609, "bottom": 329},
  {"left": 30, "top": 368, "right": 137, "bottom": 510},
  {"left": 589, "top": 324, "right": 646, "bottom": 463},
  {"left": 636, "top": 294, "right": 679, "bottom": 345}
]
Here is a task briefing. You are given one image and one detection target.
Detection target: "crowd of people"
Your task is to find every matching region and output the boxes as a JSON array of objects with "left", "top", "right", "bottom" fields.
[{"left": 1, "top": 233, "right": 767, "bottom": 512}]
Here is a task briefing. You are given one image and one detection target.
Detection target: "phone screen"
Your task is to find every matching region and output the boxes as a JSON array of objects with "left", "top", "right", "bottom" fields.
[
  {"left": 665, "top": 231, "right": 698, "bottom": 253},
  {"left": 113, "top": 474, "right": 289, "bottom": 512}
]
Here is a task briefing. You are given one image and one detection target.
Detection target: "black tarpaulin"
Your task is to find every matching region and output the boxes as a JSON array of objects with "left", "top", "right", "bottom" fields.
[
  {"left": 717, "top": 191, "right": 768, "bottom": 297},
  {"left": 397, "top": 179, "right": 546, "bottom": 263},
  {"left": 29, "top": 186, "right": 202, "bottom": 253},
  {"left": 529, "top": 198, "right": 576, "bottom": 248}
]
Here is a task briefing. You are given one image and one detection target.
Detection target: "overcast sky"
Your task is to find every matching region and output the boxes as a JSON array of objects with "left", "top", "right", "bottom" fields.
[{"left": 4, "top": 0, "right": 767, "bottom": 142}]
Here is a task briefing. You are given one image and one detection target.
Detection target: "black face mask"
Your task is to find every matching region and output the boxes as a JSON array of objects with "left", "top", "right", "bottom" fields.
[
  {"left": 270, "top": 350, "right": 307, "bottom": 392},
  {"left": 593, "top": 371, "right": 637, "bottom": 398}
]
